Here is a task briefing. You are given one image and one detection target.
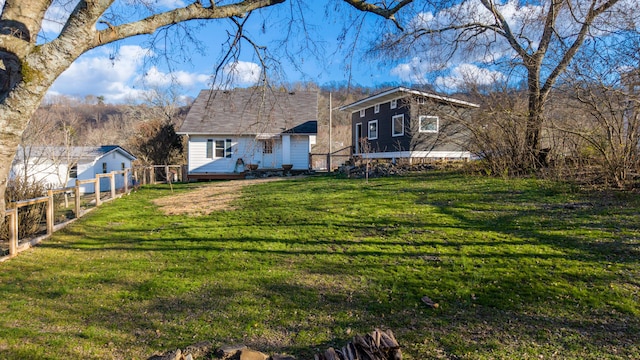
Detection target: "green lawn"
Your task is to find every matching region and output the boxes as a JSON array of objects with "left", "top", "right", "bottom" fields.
[{"left": 0, "top": 172, "right": 638, "bottom": 359}]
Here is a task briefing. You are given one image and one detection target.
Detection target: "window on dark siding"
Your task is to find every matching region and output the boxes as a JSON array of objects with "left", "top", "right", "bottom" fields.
[
  {"left": 359, "top": 109, "right": 365, "bottom": 117},
  {"left": 390, "top": 99, "right": 397, "bottom": 109},
  {"left": 392, "top": 114, "right": 404, "bottom": 137},
  {"left": 419, "top": 115, "right": 439, "bottom": 133},
  {"left": 368, "top": 120, "right": 378, "bottom": 140},
  {"left": 374, "top": 104, "right": 380, "bottom": 113}
]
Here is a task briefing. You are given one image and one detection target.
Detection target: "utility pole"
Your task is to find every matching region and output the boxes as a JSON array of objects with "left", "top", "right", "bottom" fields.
[{"left": 328, "top": 92, "right": 332, "bottom": 172}]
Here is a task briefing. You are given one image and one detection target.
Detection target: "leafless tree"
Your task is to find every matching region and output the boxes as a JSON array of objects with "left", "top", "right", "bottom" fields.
[
  {"left": 401, "top": 96, "right": 476, "bottom": 163},
  {"left": 550, "top": 41, "right": 640, "bottom": 188},
  {"left": 347, "top": 0, "right": 638, "bottom": 171},
  {"left": 0, "top": 0, "right": 290, "bottom": 218}
]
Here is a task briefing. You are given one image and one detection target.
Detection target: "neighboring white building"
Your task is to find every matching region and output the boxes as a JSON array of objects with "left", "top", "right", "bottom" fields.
[
  {"left": 10, "top": 145, "right": 137, "bottom": 194},
  {"left": 178, "top": 88, "right": 318, "bottom": 180}
]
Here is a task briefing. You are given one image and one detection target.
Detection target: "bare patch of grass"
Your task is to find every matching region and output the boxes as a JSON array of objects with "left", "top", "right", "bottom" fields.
[{"left": 152, "top": 178, "right": 285, "bottom": 216}]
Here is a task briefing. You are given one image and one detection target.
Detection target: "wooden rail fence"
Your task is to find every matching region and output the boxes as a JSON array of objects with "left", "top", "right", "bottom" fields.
[{"left": 1, "top": 169, "right": 133, "bottom": 262}]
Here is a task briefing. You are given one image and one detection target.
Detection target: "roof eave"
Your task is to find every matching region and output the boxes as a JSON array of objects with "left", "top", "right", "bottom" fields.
[{"left": 339, "top": 86, "right": 480, "bottom": 112}]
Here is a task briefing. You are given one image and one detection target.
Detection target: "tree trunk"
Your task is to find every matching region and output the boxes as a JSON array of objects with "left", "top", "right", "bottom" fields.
[
  {"left": 524, "top": 66, "right": 548, "bottom": 171},
  {"left": 525, "top": 96, "right": 544, "bottom": 170}
]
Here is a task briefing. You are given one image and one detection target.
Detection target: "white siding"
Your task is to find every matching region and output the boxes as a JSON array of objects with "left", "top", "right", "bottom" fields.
[
  {"left": 74, "top": 151, "right": 134, "bottom": 194},
  {"left": 10, "top": 149, "right": 134, "bottom": 194},
  {"left": 10, "top": 161, "right": 68, "bottom": 188},
  {"left": 188, "top": 134, "right": 312, "bottom": 173},
  {"left": 290, "top": 136, "right": 310, "bottom": 169},
  {"left": 189, "top": 136, "right": 264, "bottom": 173}
]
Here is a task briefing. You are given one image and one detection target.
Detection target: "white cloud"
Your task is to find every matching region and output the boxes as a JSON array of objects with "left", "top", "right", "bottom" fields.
[
  {"left": 140, "top": 66, "right": 210, "bottom": 88},
  {"left": 48, "top": 45, "right": 209, "bottom": 103},
  {"left": 156, "top": 0, "right": 186, "bottom": 8},
  {"left": 435, "top": 64, "right": 506, "bottom": 90},
  {"left": 221, "top": 61, "right": 262, "bottom": 87},
  {"left": 390, "top": 57, "right": 442, "bottom": 83}
]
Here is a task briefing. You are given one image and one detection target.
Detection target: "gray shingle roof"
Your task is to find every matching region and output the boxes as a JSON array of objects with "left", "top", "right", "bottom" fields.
[{"left": 178, "top": 88, "right": 319, "bottom": 136}]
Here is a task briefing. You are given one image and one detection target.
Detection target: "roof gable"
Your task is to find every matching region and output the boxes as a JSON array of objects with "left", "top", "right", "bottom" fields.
[
  {"left": 339, "top": 86, "right": 479, "bottom": 112},
  {"left": 178, "top": 88, "right": 318, "bottom": 135}
]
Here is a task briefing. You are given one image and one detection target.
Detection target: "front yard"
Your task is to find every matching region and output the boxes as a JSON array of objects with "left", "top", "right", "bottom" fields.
[{"left": 0, "top": 172, "right": 638, "bottom": 359}]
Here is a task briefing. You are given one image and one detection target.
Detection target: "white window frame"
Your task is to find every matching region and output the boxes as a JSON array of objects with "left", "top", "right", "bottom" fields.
[
  {"left": 390, "top": 99, "right": 397, "bottom": 109},
  {"left": 215, "top": 140, "right": 225, "bottom": 158},
  {"left": 207, "top": 138, "right": 233, "bottom": 158},
  {"left": 417, "top": 97, "right": 426, "bottom": 105},
  {"left": 359, "top": 109, "right": 365, "bottom": 117},
  {"left": 419, "top": 115, "right": 439, "bottom": 133},
  {"left": 368, "top": 120, "right": 378, "bottom": 140},
  {"left": 262, "top": 139, "right": 274, "bottom": 154},
  {"left": 374, "top": 104, "right": 380, "bottom": 113},
  {"left": 392, "top": 114, "right": 404, "bottom": 137}
]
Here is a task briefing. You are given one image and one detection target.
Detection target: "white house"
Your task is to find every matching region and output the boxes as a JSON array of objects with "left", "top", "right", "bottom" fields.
[
  {"left": 178, "top": 88, "right": 318, "bottom": 180},
  {"left": 10, "top": 145, "right": 137, "bottom": 194}
]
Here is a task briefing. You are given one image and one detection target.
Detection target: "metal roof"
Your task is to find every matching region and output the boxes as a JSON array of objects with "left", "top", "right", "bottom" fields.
[
  {"left": 14, "top": 145, "right": 137, "bottom": 162},
  {"left": 339, "top": 86, "right": 480, "bottom": 112}
]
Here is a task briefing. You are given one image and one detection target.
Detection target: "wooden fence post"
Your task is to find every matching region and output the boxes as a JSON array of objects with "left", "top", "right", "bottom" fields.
[
  {"left": 110, "top": 172, "right": 116, "bottom": 199},
  {"left": 46, "top": 190, "right": 54, "bottom": 235},
  {"left": 75, "top": 179, "right": 81, "bottom": 218},
  {"left": 151, "top": 167, "right": 155, "bottom": 184},
  {"left": 124, "top": 168, "right": 129, "bottom": 193},
  {"left": 8, "top": 209, "right": 17, "bottom": 257},
  {"left": 95, "top": 178, "right": 101, "bottom": 206}
]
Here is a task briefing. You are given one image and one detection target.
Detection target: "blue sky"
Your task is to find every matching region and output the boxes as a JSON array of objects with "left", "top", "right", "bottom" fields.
[
  {"left": 45, "top": 1, "right": 407, "bottom": 103},
  {"left": 38, "top": 0, "right": 637, "bottom": 104}
]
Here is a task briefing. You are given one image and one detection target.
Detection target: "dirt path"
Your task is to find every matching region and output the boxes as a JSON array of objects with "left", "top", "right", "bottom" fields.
[{"left": 152, "top": 178, "right": 286, "bottom": 216}]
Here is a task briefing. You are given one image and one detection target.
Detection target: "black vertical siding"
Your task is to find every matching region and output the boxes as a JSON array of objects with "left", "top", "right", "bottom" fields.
[{"left": 351, "top": 99, "right": 411, "bottom": 153}]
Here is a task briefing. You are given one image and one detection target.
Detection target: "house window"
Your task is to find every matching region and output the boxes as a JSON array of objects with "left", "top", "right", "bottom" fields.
[
  {"left": 208, "top": 139, "right": 232, "bottom": 158},
  {"left": 390, "top": 99, "right": 397, "bottom": 109},
  {"left": 215, "top": 140, "right": 225, "bottom": 157},
  {"left": 374, "top": 104, "right": 380, "bottom": 113},
  {"left": 419, "top": 115, "right": 439, "bottom": 133},
  {"left": 69, "top": 164, "right": 78, "bottom": 179},
  {"left": 359, "top": 109, "right": 365, "bottom": 117},
  {"left": 121, "top": 162, "right": 125, "bottom": 171},
  {"left": 368, "top": 120, "right": 378, "bottom": 140},
  {"left": 206, "top": 139, "right": 214, "bottom": 158},
  {"left": 392, "top": 114, "right": 404, "bottom": 137},
  {"left": 102, "top": 162, "right": 107, "bottom": 174},
  {"left": 263, "top": 139, "right": 274, "bottom": 154},
  {"left": 417, "top": 97, "right": 426, "bottom": 104}
]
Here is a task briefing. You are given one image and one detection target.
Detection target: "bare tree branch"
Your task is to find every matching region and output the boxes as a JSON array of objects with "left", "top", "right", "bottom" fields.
[{"left": 341, "top": 0, "right": 413, "bottom": 31}]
